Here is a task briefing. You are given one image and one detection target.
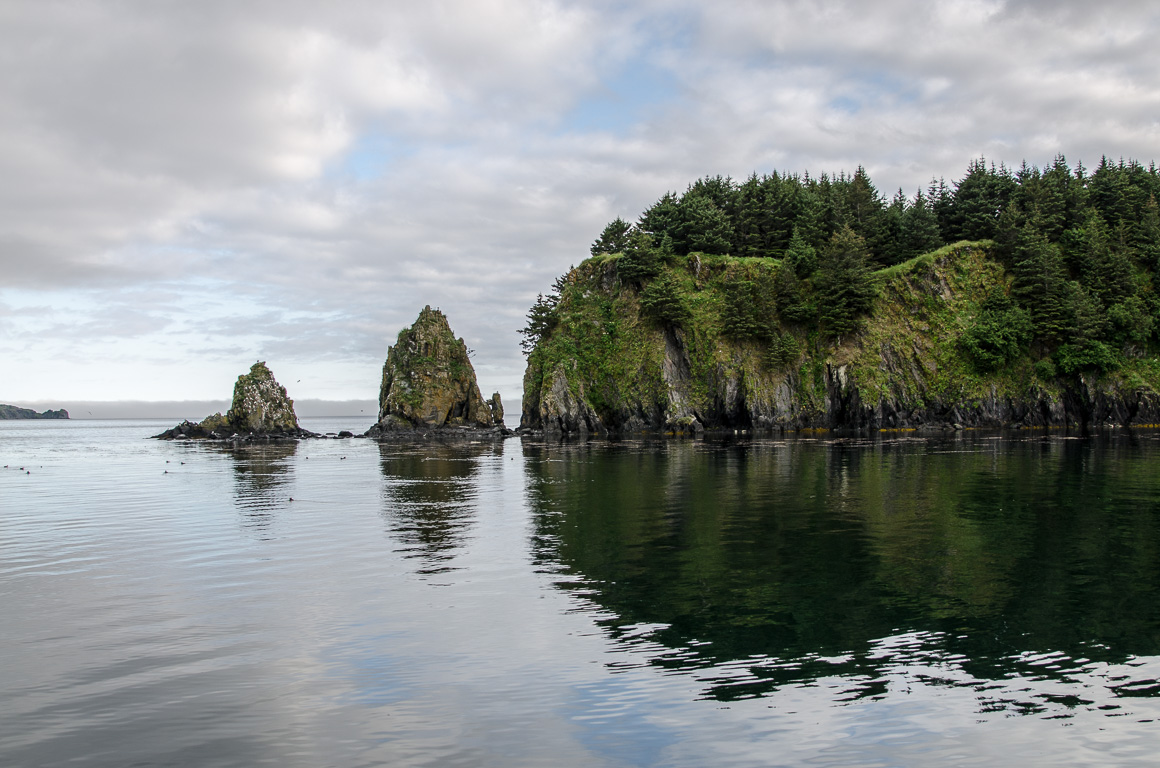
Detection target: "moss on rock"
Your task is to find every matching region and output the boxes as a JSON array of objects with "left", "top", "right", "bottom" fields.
[
  {"left": 520, "top": 244, "right": 1160, "bottom": 435},
  {"left": 368, "top": 306, "right": 506, "bottom": 437},
  {"left": 153, "top": 362, "right": 312, "bottom": 440}
]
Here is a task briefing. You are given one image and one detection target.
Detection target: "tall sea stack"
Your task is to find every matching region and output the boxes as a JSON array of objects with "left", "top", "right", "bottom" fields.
[{"left": 366, "top": 306, "right": 506, "bottom": 437}]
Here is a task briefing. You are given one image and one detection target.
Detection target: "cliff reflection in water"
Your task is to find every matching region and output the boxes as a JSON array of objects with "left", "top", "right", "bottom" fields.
[
  {"left": 379, "top": 444, "right": 496, "bottom": 573},
  {"left": 214, "top": 443, "right": 298, "bottom": 533},
  {"left": 525, "top": 433, "right": 1160, "bottom": 715}
]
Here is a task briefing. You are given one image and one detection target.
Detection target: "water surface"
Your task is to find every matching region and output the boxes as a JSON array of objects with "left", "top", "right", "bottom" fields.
[{"left": 3, "top": 420, "right": 1160, "bottom": 766}]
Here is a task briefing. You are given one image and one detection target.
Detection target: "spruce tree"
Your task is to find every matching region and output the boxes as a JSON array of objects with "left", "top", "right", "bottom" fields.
[
  {"left": 639, "top": 272, "right": 690, "bottom": 325},
  {"left": 773, "top": 260, "right": 814, "bottom": 324},
  {"left": 519, "top": 293, "right": 559, "bottom": 355},
  {"left": 638, "top": 192, "right": 682, "bottom": 249},
  {"left": 733, "top": 173, "right": 769, "bottom": 257},
  {"left": 678, "top": 194, "right": 733, "bottom": 255},
  {"left": 618, "top": 228, "right": 662, "bottom": 285},
  {"left": 815, "top": 226, "right": 876, "bottom": 337},
  {"left": 901, "top": 189, "right": 943, "bottom": 259},
  {"left": 590, "top": 217, "right": 632, "bottom": 256},
  {"left": 783, "top": 226, "right": 817, "bottom": 276},
  {"left": 1011, "top": 227, "right": 1073, "bottom": 342}
]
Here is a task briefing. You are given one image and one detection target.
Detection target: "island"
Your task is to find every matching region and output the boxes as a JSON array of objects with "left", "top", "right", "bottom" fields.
[
  {"left": 519, "top": 156, "right": 1160, "bottom": 436},
  {"left": 153, "top": 362, "right": 317, "bottom": 440},
  {"left": 0, "top": 404, "right": 69, "bottom": 420},
  {"left": 365, "top": 305, "right": 509, "bottom": 439}
]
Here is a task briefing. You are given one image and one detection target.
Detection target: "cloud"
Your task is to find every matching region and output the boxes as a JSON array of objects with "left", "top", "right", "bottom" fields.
[{"left": 2, "top": 1, "right": 1159, "bottom": 406}]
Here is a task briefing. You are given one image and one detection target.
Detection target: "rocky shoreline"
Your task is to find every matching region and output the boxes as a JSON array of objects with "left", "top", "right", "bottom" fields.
[{"left": 519, "top": 358, "right": 1160, "bottom": 439}]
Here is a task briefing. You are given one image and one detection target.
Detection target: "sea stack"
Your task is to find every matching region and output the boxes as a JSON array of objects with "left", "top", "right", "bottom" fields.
[
  {"left": 154, "top": 362, "right": 316, "bottom": 440},
  {"left": 366, "top": 306, "right": 508, "bottom": 438}
]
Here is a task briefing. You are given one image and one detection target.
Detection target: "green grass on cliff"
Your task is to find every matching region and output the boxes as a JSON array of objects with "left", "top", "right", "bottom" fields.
[{"left": 524, "top": 241, "right": 1160, "bottom": 426}]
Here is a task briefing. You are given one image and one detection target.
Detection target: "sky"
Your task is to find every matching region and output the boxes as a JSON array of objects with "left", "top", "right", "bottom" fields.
[{"left": 2, "top": 0, "right": 1159, "bottom": 417}]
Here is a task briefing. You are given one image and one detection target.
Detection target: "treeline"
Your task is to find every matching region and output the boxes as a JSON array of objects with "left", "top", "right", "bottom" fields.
[{"left": 563, "top": 156, "right": 1160, "bottom": 377}]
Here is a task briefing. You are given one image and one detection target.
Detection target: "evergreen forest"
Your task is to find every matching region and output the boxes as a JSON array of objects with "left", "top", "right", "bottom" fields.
[{"left": 527, "top": 156, "right": 1160, "bottom": 379}]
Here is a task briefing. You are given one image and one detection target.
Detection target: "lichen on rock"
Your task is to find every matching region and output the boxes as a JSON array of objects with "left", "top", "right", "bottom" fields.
[
  {"left": 225, "top": 361, "right": 301, "bottom": 433},
  {"left": 153, "top": 362, "right": 315, "bottom": 440},
  {"left": 366, "top": 306, "right": 509, "bottom": 438}
]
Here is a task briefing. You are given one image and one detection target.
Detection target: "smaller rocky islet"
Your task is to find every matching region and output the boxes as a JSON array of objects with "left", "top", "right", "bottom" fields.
[
  {"left": 153, "top": 361, "right": 318, "bottom": 441},
  {"left": 153, "top": 308, "right": 510, "bottom": 441}
]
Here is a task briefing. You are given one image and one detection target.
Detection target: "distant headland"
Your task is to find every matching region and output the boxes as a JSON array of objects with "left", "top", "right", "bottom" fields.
[{"left": 0, "top": 404, "right": 69, "bottom": 420}]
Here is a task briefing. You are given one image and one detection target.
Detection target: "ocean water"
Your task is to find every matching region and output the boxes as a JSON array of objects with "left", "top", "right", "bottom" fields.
[{"left": 3, "top": 418, "right": 1160, "bottom": 766}]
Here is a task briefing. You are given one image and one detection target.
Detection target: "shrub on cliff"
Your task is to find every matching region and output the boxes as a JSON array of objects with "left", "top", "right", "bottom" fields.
[
  {"left": 960, "top": 289, "right": 1033, "bottom": 371},
  {"left": 617, "top": 228, "right": 662, "bottom": 285},
  {"left": 639, "top": 272, "right": 690, "bottom": 325},
  {"left": 721, "top": 271, "right": 777, "bottom": 341}
]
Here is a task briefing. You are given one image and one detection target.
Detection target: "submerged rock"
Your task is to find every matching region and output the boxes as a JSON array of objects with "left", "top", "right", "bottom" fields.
[
  {"left": 153, "top": 362, "right": 317, "bottom": 440},
  {"left": 366, "top": 306, "right": 510, "bottom": 439}
]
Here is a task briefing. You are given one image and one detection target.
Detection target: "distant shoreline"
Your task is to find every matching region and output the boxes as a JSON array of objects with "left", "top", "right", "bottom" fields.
[
  {"left": 0, "top": 399, "right": 379, "bottom": 420},
  {"left": 0, "top": 404, "right": 69, "bottom": 420}
]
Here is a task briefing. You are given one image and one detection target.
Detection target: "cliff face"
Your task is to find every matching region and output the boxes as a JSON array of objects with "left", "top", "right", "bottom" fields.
[
  {"left": 367, "top": 306, "right": 504, "bottom": 436},
  {"left": 154, "top": 362, "right": 313, "bottom": 439},
  {"left": 520, "top": 244, "right": 1160, "bottom": 436}
]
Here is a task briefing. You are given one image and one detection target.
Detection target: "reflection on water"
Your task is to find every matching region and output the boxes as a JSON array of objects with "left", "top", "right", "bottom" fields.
[
  {"left": 526, "top": 433, "right": 1160, "bottom": 718},
  {"left": 211, "top": 443, "right": 298, "bottom": 535},
  {"left": 379, "top": 444, "right": 498, "bottom": 573},
  {"left": 8, "top": 421, "right": 1160, "bottom": 767}
]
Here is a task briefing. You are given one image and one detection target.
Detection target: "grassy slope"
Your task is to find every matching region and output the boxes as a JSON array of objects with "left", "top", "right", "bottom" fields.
[{"left": 525, "top": 243, "right": 1160, "bottom": 428}]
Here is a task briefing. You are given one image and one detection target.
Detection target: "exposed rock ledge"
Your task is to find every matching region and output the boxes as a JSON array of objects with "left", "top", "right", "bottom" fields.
[
  {"left": 365, "top": 306, "right": 512, "bottom": 440},
  {"left": 520, "top": 329, "right": 1160, "bottom": 439},
  {"left": 153, "top": 362, "right": 318, "bottom": 440}
]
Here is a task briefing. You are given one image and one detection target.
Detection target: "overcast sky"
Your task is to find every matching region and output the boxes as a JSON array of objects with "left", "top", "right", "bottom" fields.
[{"left": 2, "top": 0, "right": 1159, "bottom": 414}]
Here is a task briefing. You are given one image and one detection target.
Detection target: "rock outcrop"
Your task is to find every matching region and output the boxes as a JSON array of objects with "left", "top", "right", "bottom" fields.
[
  {"left": 0, "top": 405, "right": 69, "bottom": 419},
  {"left": 366, "top": 306, "right": 509, "bottom": 438},
  {"left": 519, "top": 245, "right": 1160, "bottom": 437},
  {"left": 153, "top": 362, "right": 316, "bottom": 440}
]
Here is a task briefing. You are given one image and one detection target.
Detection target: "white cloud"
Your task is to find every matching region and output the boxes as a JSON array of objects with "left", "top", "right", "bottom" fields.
[{"left": 2, "top": 0, "right": 1159, "bottom": 408}]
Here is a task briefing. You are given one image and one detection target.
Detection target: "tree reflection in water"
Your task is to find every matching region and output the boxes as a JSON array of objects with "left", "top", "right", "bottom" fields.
[
  {"left": 525, "top": 433, "right": 1160, "bottom": 717},
  {"left": 379, "top": 443, "right": 498, "bottom": 574}
]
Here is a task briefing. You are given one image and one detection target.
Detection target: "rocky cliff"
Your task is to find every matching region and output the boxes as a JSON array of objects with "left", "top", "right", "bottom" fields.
[
  {"left": 520, "top": 244, "right": 1160, "bottom": 436},
  {"left": 366, "top": 306, "right": 507, "bottom": 438},
  {"left": 0, "top": 405, "right": 69, "bottom": 419},
  {"left": 154, "top": 362, "right": 315, "bottom": 440}
]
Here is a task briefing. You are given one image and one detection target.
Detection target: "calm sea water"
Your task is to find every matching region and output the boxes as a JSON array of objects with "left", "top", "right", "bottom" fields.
[{"left": 3, "top": 419, "right": 1160, "bottom": 767}]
